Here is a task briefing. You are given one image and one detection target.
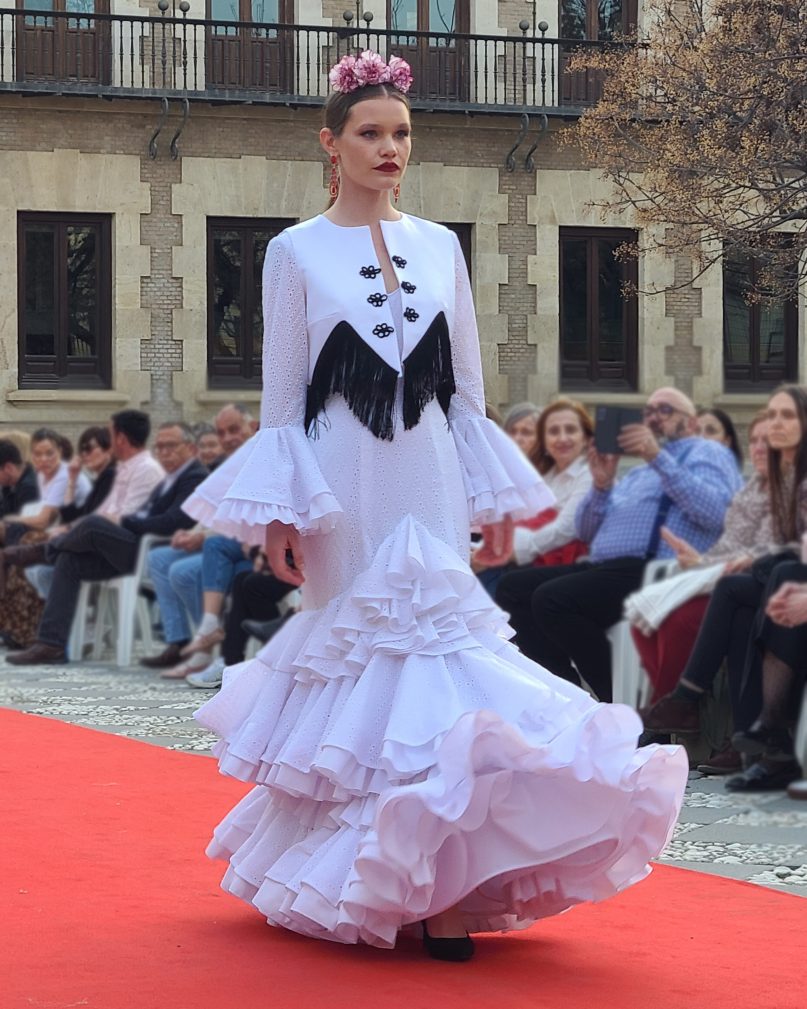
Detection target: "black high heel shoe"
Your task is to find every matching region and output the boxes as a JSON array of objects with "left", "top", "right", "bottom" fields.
[
  {"left": 421, "top": 921, "right": 475, "bottom": 962},
  {"left": 732, "top": 722, "right": 793, "bottom": 757}
]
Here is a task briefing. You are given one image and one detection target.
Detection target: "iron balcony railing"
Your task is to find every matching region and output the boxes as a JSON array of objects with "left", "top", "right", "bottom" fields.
[{"left": 0, "top": 7, "right": 616, "bottom": 114}]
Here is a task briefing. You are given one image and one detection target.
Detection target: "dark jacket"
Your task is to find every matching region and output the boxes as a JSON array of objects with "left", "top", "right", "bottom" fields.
[
  {"left": 0, "top": 463, "right": 39, "bottom": 518},
  {"left": 59, "top": 463, "right": 117, "bottom": 525},
  {"left": 120, "top": 459, "right": 208, "bottom": 538}
]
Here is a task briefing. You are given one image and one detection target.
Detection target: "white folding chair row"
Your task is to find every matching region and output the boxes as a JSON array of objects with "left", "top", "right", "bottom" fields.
[
  {"left": 68, "top": 534, "right": 169, "bottom": 667},
  {"left": 609, "top": 558, "right": 679, "bottom": 709}
]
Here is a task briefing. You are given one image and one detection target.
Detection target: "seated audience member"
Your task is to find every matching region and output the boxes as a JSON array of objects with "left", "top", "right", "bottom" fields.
[
  {"left": 140, "top": 403, "right": 257, "bottom": 670},
  {"left": 474, "top": 399, "right": 592, "bottom": 596},
  {"left": 641, "top": 386, "right": 807, "bottom": 788},
  {"left": 0, "top": 439, "right": 38, "bottom": 521},
  {"left": 3, "top": 431, "right": 31, "bottom": 464},
  {"left": 5, "top": 420, "right": 206, "bottom": 665},
  {"left": 503, "top": 402, "right": 541, "bottom": 458},
  {"left": 23, "top": 426, "right": 117, "bottom": 604},
  {"left": 724, "top": 559, "right": 807, "bottom": 792},
  {"left": 194, "top": 422, "right": 224, "bottom": 470},
  {"left": 185, "top": 556, "right": 296, "bottom": 689},
  {"left": 1, "top": 428, "right": 91, "bottom": 543},
  {"left": 496, "top": 387, "right": 742, "bottom": 702},
  {"left": 696, "top": 407, "right": 743, "bottom": 469}
]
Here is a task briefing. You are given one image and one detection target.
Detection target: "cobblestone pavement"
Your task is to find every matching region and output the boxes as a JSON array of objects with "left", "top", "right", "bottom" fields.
[{"left": 2, "top": 656, "right": 806, "bottom": 899}]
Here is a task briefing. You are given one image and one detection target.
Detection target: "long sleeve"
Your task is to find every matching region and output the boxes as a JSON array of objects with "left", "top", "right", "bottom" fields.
[
  {"left": 576, "top": 485, "right": 612, "bottom": 544},
  {"left": 447, "top": 234, "right": 554, "bottom": 523},
  {"left": 182, "top": 233, "right": 342, "bottom": 544},
  {"left": 649, "top": 445, "right": 741, "bottom": 536},
  {"left": 700, "top": 473, "right": 773, "bottom": 564},
  {"left": 513, "top": 461, "right": 592, "bottom": 565}
]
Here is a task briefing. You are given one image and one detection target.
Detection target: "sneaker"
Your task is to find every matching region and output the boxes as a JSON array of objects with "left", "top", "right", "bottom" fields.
[
  {"left": 186, "top": 657, "right": 226, "bottom": 689},
  {"left": 641, "top": 692, "right": 701, "bottom": 734}
]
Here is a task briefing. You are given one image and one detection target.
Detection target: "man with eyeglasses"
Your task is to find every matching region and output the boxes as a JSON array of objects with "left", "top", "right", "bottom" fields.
[
  {"left": 6, "top": 419, "right": 208, "bottom": 666},
  {"left": 496, "top": 388, "right": 743, "bottom": 702}
]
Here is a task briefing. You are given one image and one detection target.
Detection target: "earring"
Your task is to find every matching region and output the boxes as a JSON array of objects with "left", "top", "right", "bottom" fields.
[
  {"left": 329, "top": 156, "right": 340, "bottom": 199},
  {"left": 393, "top": 183, "right": 400, "bottom": 204}
]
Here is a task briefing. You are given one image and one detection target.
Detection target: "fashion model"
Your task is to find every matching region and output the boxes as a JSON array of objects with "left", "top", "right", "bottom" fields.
[{"left": 185, "top": 51, "right": 688, "bottom": 962}]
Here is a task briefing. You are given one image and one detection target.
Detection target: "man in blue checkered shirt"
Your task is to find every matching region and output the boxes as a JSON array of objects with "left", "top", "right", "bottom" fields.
[{"left": 496, "top": 387, "right": 742, "bottom": 701}]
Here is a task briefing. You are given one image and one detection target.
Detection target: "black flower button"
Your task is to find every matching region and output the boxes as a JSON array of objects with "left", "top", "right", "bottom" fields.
[
  {"left": 360, "top": 265, "right": 382, "bottom": 279},
  {"left": 373, "top": 323, "right": 394, "bottom": 339},
  {"left": 392, "top": 256, "right": 407, "bottom": 269},
  {"left": 402, "top": 281, "right": 416, "bottom": 294},
  {"left": 404, "top": 308, "right": 419, "bottom": 322},
  {"left": 367, "top": 293, "right": 388, "bottom": 308}
]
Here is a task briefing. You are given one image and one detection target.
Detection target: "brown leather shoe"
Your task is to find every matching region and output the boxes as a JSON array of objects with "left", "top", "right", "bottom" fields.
[
  {"left": 6, "top": 642, "right": 67, "bottom": 665},
  {"left": 696, "top": 743, "right": 742, "bottom": 775},
  {"left": 0, "top": 542, "right": 49, "bottom": 597},
  {"left": 787, "top": 779, "right": 807, "bottom": 800},
  {"left": 140, "top": 641, "right": 189, "bottom": 669},
  {"left": 642, "top": 692, "right": 701, "bottom": 734}
]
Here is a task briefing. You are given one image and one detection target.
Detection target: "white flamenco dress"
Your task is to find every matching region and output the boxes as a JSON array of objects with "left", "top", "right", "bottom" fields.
[{"left": 184, "top": 214, "right": 688, "bottom": 948}]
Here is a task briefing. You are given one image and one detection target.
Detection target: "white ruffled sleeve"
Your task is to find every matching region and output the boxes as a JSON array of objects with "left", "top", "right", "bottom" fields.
[
  {"left": 447, "top": 234, "right": 554, "bottom": 524},
  {"left": 182, "top": 232, "right": 343, "bottom": 544}
]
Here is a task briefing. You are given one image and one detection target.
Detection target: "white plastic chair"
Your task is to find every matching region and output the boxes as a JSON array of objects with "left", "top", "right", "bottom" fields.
[
  {"left": 609, "top": 559, "right": 679, "bottom": 708},
  {"left": 68, "top": 534, "right": 169, "bottom": 666}
]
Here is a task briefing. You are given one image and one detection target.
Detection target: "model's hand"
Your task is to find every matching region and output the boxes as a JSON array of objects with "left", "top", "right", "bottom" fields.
[
  {"left": 660, "top": 527, "right": 701, "bottom": 568},
  {"left": 587, "top": 445, "right": 618, "bottom": 491},
  {"left": 474, "top": 516, "right": 514, "bottom": 567},
  {"left": 265, "top": 520, "right": 305, "bottom": 586},
  {"left": 617, "top": 423, "right": 660, "bottom": 461},
  {"left": 767, "top": 582, "right": 807, "bottom": 626}
]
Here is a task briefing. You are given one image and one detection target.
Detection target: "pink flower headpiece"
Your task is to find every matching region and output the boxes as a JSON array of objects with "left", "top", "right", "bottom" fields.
[{"left": 329, "top": 51, "right": 413, "bottom": 95}]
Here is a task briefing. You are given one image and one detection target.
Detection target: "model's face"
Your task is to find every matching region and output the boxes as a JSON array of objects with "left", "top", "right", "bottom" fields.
[
  {"left": 748, "top": 421, "right": 769, "bottom": 477},
  {"left": 196, "top": 433, "right": 222, "bottom": 466},
  {"left": 696, "top": 412, "right": 729, "bottom": 446},
  {"left": 543, "top": 409, "right": 588, "bottom": 470},
  {"left": 31, "top": 437, "right": 61, "bottom": 479},
  {"left": 215, "top": 408, "right": 253, "bottom": 456},
  {"left": 508, "top": 416, "right": 538, "bottom": 457},
  {"left": 322, "top": 96, "right": 411, "bottom": 199},
  {"left": 767, "top": 392, "right": 802, "bottom": 455}
]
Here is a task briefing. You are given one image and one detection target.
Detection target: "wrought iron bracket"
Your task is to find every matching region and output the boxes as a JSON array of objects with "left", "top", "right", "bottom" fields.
[
  {"left": 170, "top": 98, "right": 190, "bottom": 160},
  {"left": 505, "top": 112, "right": 530, "bottom": 172},
  {"left": 148, "top": 97, "right": 170, "bottom": 160},
  {"left": 524, "top": 113, "right": 549, "bottom": 172}
]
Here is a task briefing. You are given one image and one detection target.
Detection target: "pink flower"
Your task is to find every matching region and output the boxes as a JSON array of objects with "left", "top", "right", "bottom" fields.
[
  {"left": 329, "top": 55, "right": 360, "bottom": 93},
  {"left": 354, "top": 50, "right": 391, "bottom": 86},
  {"left": 387, "top": 55, "right": 413, "bottom": 94}
]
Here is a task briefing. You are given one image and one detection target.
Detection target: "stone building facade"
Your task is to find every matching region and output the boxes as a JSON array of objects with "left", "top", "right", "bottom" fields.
[{"left": 0, "top": 0, "right": 801, "bottom": 444}]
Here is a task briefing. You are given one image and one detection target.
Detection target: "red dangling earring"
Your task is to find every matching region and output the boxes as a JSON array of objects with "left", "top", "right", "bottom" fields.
[
  {"left": 329, "top": 155, "right": 340, "bottom": 200},
  {"left": 393, "top": 183, "right": 400, "bottom": 204}
]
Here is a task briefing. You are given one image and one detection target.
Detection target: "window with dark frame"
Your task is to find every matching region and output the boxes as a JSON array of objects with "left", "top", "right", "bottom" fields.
[
  {"left": 207, "top": 217, "right": 294, "bottom": 388},
  {"left": 559, "top": 227, "right": 638, "bottom": 391},
  {"left": 18, "top": 212, "right": 112, "bottom": 389},
  {"left": 723, "top": 246, "right": 798, "bottom": 391}
]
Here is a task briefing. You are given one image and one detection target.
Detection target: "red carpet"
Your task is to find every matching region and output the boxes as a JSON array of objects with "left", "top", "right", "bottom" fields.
[{"left": 2, "top": 708, "right": 804, "bottom": 1009}]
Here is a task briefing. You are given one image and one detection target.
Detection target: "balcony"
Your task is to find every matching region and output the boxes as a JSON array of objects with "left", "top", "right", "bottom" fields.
[{"left": 0, "top": 7, "right": 615, "bottom": 116}]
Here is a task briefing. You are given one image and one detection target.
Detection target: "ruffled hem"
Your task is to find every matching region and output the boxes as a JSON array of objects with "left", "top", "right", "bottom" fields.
[
  {"left": 182, "top": 426, "right": 343, "bottom": 544},
  {"left": 450, "top": 414, "right": 556, "bottom": 524},
  {"left": 196, "top": 514, "right": 688, "bottom": 947}
]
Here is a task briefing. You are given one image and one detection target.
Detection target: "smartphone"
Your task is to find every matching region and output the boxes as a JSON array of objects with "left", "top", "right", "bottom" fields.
[{"left": 593, "top": 405, "right": 644, "bottom": 454}]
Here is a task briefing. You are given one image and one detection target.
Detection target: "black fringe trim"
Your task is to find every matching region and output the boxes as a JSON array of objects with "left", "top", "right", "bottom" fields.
[
  {"left": 304, "top": 314, "right": 456, "bottom": 441},
  {"left": 402, "top": 312, "right": 455, "bottom": 430},
  {"left": 305, "top": 322, "right": 399, "bottom": 441}
]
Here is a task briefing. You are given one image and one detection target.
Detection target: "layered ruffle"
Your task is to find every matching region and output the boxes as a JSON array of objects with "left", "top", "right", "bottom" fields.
[
  {"left": 182, "top": 426, "right": 343, "bottom": 544},
  {"left": 450, "top": 414, "right": 556, "bottom": 524},
  {"left": 197, "top": 515, "right": 688, "bottom": 947}
]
